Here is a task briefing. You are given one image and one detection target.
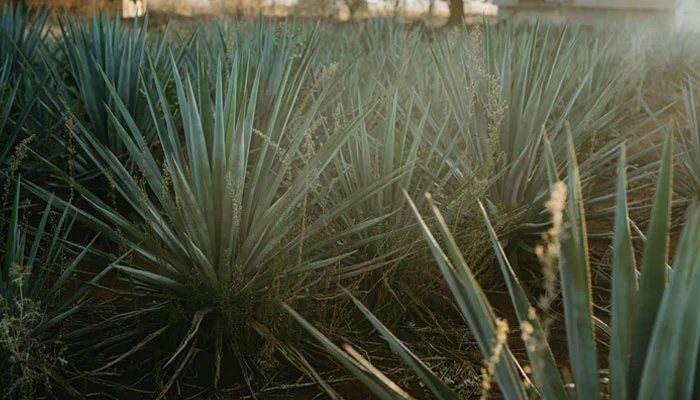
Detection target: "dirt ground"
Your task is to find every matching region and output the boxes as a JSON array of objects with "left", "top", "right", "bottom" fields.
[{"left": 10, "top": 0, "right": 120, "bottom": 14}]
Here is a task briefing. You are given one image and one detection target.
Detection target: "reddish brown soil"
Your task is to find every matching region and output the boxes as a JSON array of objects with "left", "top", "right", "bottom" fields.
[{"left": 7, "top": 0, "right": 121, "bottom": 14}]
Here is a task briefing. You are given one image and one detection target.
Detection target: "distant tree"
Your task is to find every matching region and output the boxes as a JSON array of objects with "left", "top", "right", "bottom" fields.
[
  {"left": 344, "top": 0, "right": 367, "bottom": 19},
  {"left": 446, "top": 0, "right": 464, "bottom": 25},
  {"left": 427, "top": 0, "right": 436, "bottom": 18}
]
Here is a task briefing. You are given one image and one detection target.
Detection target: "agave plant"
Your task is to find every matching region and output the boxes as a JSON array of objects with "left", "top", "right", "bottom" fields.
[
  {"left": 56, "top": 11, "right": 169, "bottom": 159},
  {"left": 315, "top": 91, "right": 425, "bottom": 260},
  {"left": 0, "top": 3, "right": 50, "bottom": 77},
  {"left": 424, "top": 23, "right": 632, "bottom": 244},
  {"left": 176, "top": 18, "right": 318, "bottom": 124},
  {"left": 1, "top": 179, "right": 109, "bottom": 399},
  {"left": 289, "top": 131, "right": 700, "bottom": 399},
  {"left": 27, "top": 40, "right": 402, "bottom": 394}
]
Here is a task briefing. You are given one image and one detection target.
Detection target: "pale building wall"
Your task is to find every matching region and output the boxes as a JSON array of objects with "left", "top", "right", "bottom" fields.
[
  {"left": 493, "top": 0, "right": 677, "bottom": 10},
  {"left": 675, "top": 0, "right": 700, "bottom": 30},
  {"left": 493, "top": 0, "right": 700, "bottom": 31},
  {"left": 122, "top": 0, "right": 146, "bottom": 17},
  {"left": 573, "top": 0, "right": 673, "bottom": 10}
]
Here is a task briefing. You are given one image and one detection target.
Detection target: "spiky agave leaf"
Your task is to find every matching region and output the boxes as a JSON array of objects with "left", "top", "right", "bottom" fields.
[
  {"left": 609, "top": 144, "right": 636, "bottom": 400},
  {"left": 627, "top": 133, "right": 673, "bottom": 397},
  {"left": 636, "top": 205, "right": 700, "bottom": 399},
  {"left": 676, "top": 80, "right": 700, "bottom": 204}
]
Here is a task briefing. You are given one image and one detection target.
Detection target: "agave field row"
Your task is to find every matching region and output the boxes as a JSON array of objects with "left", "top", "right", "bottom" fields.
[{"left": 3, "top": 4, "right": 700, "bottom": 399}]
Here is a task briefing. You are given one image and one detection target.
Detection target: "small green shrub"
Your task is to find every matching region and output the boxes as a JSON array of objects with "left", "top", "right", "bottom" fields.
[{"left": 1, "top": 179, "right": 107, "bottom": 399}]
